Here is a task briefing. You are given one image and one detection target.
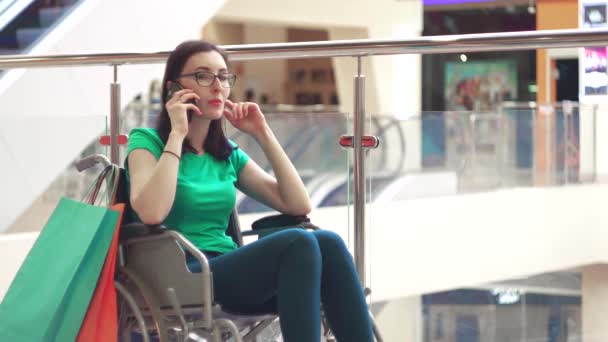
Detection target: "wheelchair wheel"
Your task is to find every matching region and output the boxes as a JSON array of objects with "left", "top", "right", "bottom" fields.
[{"left": 116, "top": 266, "right": 168, "bottom": 342}]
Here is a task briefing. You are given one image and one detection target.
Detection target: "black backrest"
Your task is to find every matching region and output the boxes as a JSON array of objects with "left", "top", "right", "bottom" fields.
[
  {"left": 116, "top": 168, "right": 136, "bottom": 225},
  {"left": 226, "top": 208, "right": 244, "bottom": 247}
]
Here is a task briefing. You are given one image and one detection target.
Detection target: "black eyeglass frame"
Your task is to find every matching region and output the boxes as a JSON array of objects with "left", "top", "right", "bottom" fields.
[{"left": 176, "top": 70, "right": 237, "bottom": 88}]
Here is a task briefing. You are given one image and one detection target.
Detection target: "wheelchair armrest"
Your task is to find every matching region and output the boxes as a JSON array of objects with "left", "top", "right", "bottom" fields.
[
  {"left": 120, "top": 222, "right": 166, "bottom": 241},
  {"left": 242, "top": 214, "right": 319, "bottom": 237},
  {"left": 252, "top": 214, "right": 310, "bottom": 230}
]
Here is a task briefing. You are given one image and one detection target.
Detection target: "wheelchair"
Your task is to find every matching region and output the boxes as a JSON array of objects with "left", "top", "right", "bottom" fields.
[{"left": 76, "top": 154, "right": 383, "bottom": 342}]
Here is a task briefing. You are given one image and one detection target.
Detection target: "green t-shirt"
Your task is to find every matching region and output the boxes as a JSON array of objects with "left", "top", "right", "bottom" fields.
[{"left": 125, "top": 128, "right": 250, "bottom": 253}]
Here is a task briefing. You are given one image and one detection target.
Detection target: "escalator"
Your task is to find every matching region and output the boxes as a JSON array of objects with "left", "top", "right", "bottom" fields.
[
  {"left": 235, "top": 112, "right": 332, "bottom": 214},
  {"left": 0, "top": 0, "right": 79, "bottom": 56}
]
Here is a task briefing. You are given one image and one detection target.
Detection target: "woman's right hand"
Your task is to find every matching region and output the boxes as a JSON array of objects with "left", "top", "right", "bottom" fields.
[{"left": 165, "top": 88, "right": 201, "bottom": 137}]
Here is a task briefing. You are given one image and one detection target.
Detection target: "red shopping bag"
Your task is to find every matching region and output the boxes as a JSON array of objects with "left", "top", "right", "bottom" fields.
[{"left": 76, "top": 203, "right": 125, "bottom": 342}]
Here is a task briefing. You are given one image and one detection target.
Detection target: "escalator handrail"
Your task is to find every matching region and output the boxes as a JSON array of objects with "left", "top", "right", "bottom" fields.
[
  {"left": 353, "top": 115, "right": 406, "bottom": 178},
  {"left": 285, "top": 114, "right": 328, "bottom": 170},
  {"left": 0, "top": 0, "right": 34, "bottom": 32},
  {"left": 259, "top": 112, "right": 317, "bottom": 172}
]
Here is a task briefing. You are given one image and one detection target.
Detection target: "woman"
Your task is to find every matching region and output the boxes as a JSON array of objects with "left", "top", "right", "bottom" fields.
[{"left": 126, "top": 40, "right": 374, "bottom": 341}]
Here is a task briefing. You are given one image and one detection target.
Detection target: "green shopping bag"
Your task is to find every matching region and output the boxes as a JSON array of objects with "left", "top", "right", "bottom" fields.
[{"left": 0, "top": 197, "right": 120, "bottom": 342}]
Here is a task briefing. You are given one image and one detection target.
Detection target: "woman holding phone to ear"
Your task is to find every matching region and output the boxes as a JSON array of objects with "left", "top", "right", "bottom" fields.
[{"left": 126, "top": 40, "right": 374, "bottom": 342}]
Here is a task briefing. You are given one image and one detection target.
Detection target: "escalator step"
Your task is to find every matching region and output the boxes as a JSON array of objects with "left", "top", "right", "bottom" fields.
[
  {"left": 0, "top": 48, "right": 20, "bottom": 55},
  {"left": 39, "top": 7, "right": 65, "bottom": 27},
  {"left": 16, "top": 27, "right": 44, "bottom": 49}
]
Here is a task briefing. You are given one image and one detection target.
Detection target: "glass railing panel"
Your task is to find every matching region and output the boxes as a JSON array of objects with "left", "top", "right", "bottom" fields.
[
  {"left": 502, "top": 102, "right": 604, "bottom": 187},
  {"left": 119, "top": 94, "right": 149, "bottom": 167},
  {"left": 366, "top": 106, "right": 602, "bottom": 342},
  {"left": 579, "top": 103, "right": 601, "bottom": 183},
  {"left": 0, "top": 113, "right": 107, "bottom": 234},
  {"left": 359, "top": 104, "right": 604, "bottom": 203},
  {"left": 500, "top": 106, "right": 536, "bottom": 187},
  {"left": 432, "top": 110, "right": 532, "bottom": 192},
  {"left": 223, "top": 111, "right": 351, "bottom": 215},
  {"left": 555, "top": 103, "right": 602, "bottom": 186},
  {"left": 0, "top": 89, "right": 148, "bottom": 235},
  {"left": 227, "top": 111, "right": 349, "bottom": 175},
  {"left": 2, "top": 89, "right": 602, "bottom": 341},
  {"left": 367, "top": 113, "right": 461, "bottom": 203},
  {"left": 3, "top": 32, "right": 608, "bottom": 342}
]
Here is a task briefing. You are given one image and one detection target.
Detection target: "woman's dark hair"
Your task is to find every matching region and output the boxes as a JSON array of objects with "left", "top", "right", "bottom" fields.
[{"left": 156, "top": 40, "right": 233, "bottom": 160}]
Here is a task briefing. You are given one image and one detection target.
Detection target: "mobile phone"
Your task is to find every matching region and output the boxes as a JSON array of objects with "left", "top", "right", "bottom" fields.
[{"left": 166, "top": 82, "right": 195, "bottom": 122}]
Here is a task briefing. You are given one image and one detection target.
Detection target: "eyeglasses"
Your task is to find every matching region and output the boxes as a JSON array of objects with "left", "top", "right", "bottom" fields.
[{"left": 177, "top": 71, "right": 237, "bottom": 88}]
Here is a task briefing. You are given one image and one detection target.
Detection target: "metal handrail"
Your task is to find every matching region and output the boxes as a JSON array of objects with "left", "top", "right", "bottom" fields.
[
  {"left": 502, "top": 101, "right": 586, "bottom": 110},
  {"left": 0, "top": 28, "right": 606, "bottom": 68}
]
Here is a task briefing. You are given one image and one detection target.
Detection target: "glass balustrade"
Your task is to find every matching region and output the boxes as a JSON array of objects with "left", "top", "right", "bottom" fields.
[{"left": 0, "top": 61, "right": 605, "bottom": 342}]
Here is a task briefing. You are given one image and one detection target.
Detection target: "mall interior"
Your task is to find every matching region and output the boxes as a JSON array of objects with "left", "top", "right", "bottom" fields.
[{"left": 1, "top": 0, "right": 608, "bottom": 341}]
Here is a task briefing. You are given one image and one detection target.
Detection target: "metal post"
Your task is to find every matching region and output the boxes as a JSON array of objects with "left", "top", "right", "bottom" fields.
[
  {"left": 469, "top": 114, "right": 477, "bottom": 181},
  {"left": 353, "top": 56, "right": 366, "bottom": 287},
  {"left": 500, "top": 111, "right": 508, "bottom": 187},
  {"left": 110, "top": 65, "right": 121, "bottom": 164},
  {"left": 593, "top": 104, "right": 598, "bottom": 182},
  {"left": 521, "top": 291, "right": 527, "bottom": 342},
  {"left": 532, "top": 106, "right": 537, "bottom": 185},
  {"left": 563, "top": 101, "right": 572, "bottom": 185},
  {"left": 544, "top": 106, "right": 552, "bottom": 185}
]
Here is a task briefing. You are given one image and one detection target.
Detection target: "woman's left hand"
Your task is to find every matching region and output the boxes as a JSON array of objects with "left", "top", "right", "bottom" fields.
[{"left": 224, "top": 100, "right": 268, "bottom": 137}]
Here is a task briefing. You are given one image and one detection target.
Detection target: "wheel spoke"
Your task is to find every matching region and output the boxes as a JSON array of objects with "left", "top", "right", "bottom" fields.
[{"left": 116, "top": 267, "right": 168, "bottom": 342}]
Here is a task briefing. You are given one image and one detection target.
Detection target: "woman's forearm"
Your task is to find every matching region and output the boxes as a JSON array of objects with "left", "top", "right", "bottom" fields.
[
  {"left": 131, "top": 131, "right": 184, "bottom": 224},
  {"left": 254, "top": 126, "right": 311, "bottom": 215}
]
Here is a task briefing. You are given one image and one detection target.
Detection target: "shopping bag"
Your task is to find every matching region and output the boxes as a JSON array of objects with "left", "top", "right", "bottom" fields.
[
  {"left": 76, "top": 203, "right": 124, "bottom": 342},
  {"left": 0, "top": 197, "right": 120, "bottom": 341}
]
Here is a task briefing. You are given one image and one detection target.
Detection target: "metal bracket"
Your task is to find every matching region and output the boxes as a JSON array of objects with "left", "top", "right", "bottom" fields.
[
  {"left": 338, "top": 135, "right": 380, "bottom": 149},
  {"left": 100, "top": 134, "right": 128, "bottom": 146}
]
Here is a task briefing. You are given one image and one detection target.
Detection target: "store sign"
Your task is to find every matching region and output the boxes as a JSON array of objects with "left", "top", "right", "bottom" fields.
[
  {"left": 581, "top": 1, "right": 608, "bottom": 97},
  {"left": 491, "top": 288, "right": 522, "bottom": 305},
  {"left": 583, "top": 2, "right": 607, "bottom": 27}
]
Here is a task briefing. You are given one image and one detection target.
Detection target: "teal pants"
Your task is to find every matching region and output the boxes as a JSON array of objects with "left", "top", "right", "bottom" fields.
[{"left": 188, "top": 228, "right": 374, "bottom": 342}]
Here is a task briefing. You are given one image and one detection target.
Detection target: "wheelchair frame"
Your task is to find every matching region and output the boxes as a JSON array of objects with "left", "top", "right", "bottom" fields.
[{"left": 76, "top": 154, "right": 382, "bottom": 341}]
